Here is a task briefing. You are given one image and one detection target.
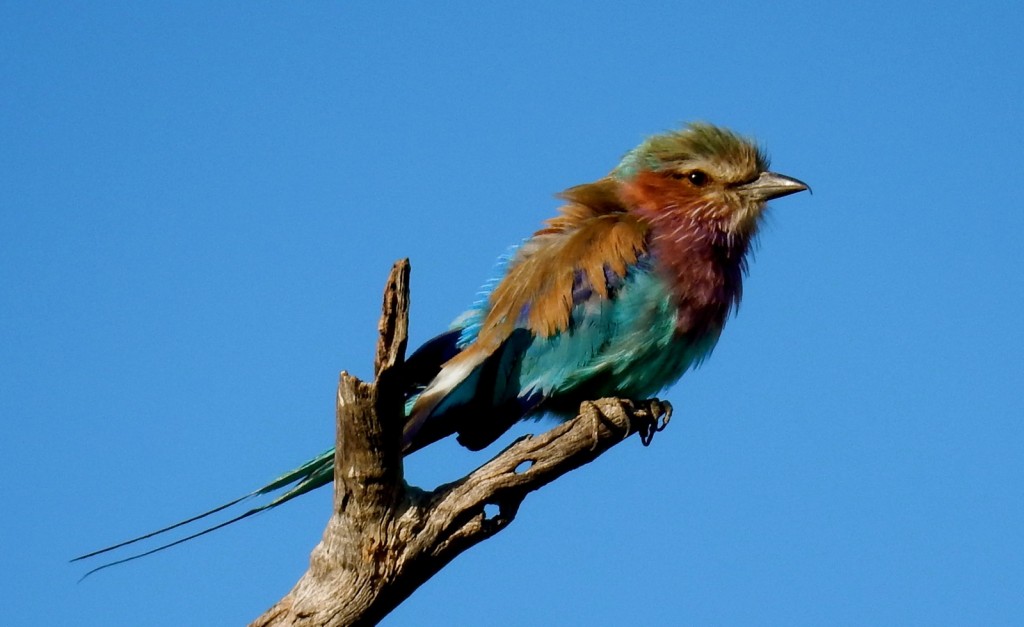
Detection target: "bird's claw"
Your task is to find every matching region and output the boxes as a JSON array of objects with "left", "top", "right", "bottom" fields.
[
  {"left": 634, "top": 398, "right": 672, "bottom": 446},
  {"left": 582, "top": 398, "right": 672, "bottom": 449}
]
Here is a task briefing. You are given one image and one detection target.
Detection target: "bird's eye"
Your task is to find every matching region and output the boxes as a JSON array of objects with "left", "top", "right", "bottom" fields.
[{"left": 687, "top": 170, "right": 709, "bottom": 186}]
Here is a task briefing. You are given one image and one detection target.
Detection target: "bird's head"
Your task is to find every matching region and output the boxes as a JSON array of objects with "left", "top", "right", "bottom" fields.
[{"left": 614, "top": 122, "right": 808, "bottom": 239}]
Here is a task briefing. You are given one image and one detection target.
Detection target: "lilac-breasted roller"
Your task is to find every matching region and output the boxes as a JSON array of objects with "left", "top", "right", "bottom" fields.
[{"left": 75, "top": 122, "right": 808, "bottom": 572}]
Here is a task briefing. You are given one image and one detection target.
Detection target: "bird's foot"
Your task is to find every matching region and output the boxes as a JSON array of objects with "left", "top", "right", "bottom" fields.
[
  {"left": 632, "top": 398, "right": 672, "bottom": 446},
  {"left": 580, "top": 400, "right": 607, "bottom": 451},
  {"left": 580, "top": 398, "right": 672, "bottom": 450}
]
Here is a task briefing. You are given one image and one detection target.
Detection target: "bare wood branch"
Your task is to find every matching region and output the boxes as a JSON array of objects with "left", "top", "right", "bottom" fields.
[
  {"left": 250, "top": 261, "right": 671, "bottom": 627},
  {"left": 373, "top": 259, "right": 409, "bottom": 380}
]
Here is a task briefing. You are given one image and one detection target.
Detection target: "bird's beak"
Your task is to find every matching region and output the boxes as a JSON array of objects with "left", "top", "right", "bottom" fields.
[{"left": 735, "top": 171, "right": 810, "bottom": 201}]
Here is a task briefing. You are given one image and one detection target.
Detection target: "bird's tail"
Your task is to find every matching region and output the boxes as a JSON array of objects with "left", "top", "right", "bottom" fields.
[
  {"left": 72, "top": 329, "right": 472, "bottom": 578},
  {"left": 71, "top": 448, "right": 335, "bottom": 579}
]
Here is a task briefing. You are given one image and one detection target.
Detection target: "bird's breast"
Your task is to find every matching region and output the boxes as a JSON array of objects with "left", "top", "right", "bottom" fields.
[{"left": 647, "top": 226, "right": 748, "bottom": 339}]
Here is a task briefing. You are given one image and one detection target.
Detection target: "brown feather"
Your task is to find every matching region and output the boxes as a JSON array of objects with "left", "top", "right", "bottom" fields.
[{"left": 478, "top": 179, "right": 648, "bottom": 345}]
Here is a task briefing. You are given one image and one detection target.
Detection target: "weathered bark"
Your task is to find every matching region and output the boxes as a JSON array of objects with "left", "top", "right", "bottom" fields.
[{"left": 251, "top": 260, "right": 671, "bottom": 627}]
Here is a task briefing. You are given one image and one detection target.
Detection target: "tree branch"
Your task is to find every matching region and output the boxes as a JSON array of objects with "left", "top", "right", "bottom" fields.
[{"left": 250, "top": 260, "right": 671, "bottom": 627}]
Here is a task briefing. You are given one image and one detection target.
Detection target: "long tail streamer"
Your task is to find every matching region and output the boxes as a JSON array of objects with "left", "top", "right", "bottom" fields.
[{"left": 72, "top": 449, "right": 335, "bottom": 579}]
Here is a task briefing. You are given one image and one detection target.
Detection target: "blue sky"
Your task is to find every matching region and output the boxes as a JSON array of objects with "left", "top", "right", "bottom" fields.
[{"left": 2, "top": 2, "right": 1022, "bottom": 625}]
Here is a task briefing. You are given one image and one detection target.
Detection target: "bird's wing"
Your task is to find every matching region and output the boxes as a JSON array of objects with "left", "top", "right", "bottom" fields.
[{"left": 404, "top": 179, "right": 649, "bottom": 447}]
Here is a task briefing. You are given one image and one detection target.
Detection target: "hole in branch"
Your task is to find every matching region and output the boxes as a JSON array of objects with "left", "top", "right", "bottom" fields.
[
  {"left": 483, "top": 503, "right": 500, "bottom": 520},
  {"left": 514, "top": 459, "right": 535, "bottom": 474}
]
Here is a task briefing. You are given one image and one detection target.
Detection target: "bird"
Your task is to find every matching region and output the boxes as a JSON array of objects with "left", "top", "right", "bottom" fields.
[{"left": 73, "top": 122, "right": 808, "bottom": 575}]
